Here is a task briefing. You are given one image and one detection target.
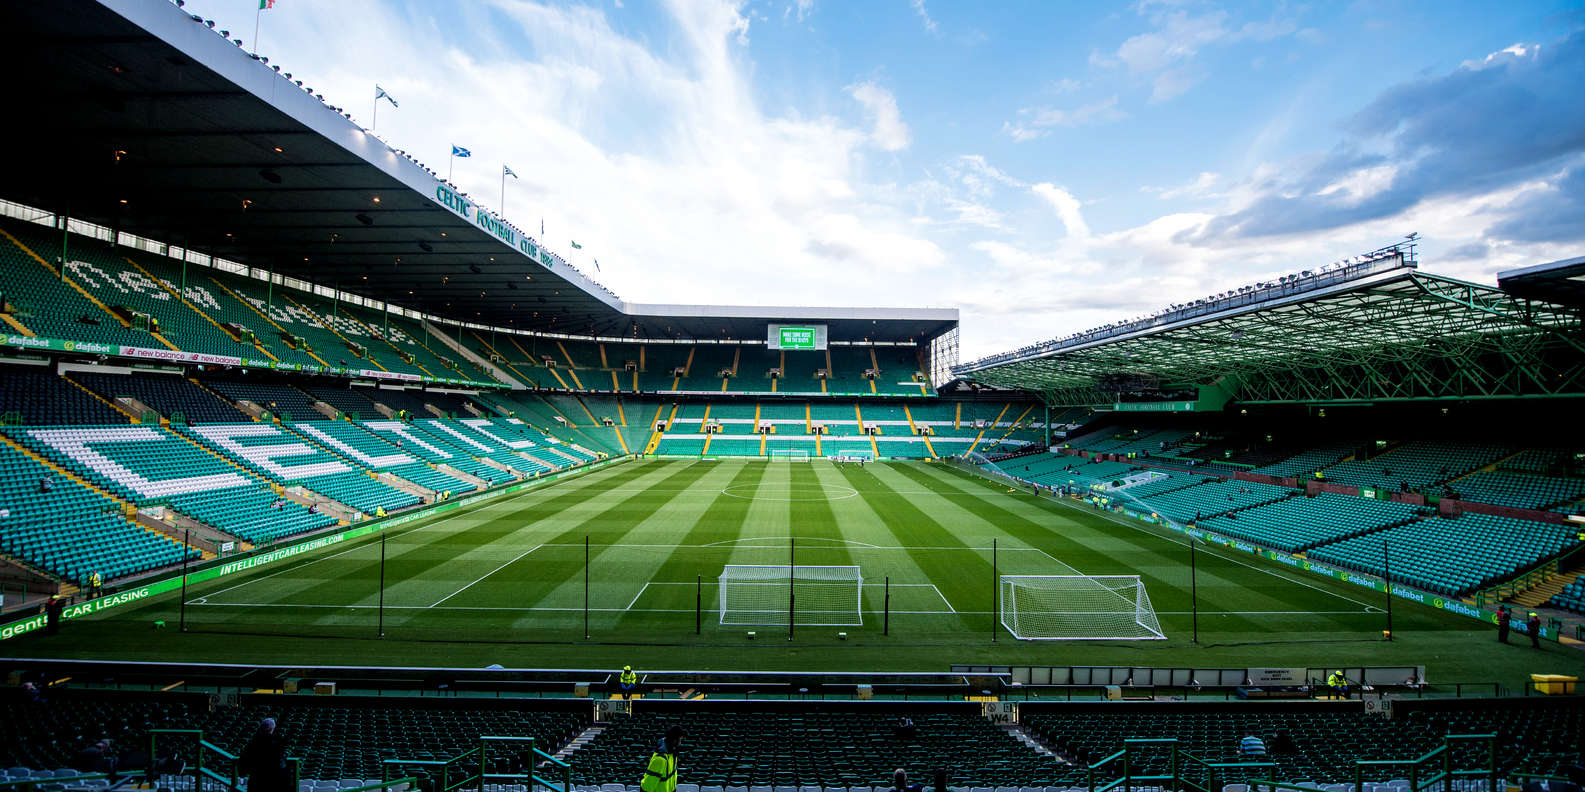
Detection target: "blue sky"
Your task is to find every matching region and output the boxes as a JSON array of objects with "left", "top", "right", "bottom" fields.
[{"left": 178, "top": 0, "right": 1585, "bottom": 358}]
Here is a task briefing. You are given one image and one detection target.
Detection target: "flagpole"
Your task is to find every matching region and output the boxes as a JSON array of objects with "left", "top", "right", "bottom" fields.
[
  {"left": 448, "top": 152, "right": 454, "bottom": 184},
  {"left": 500, "top": 168, "right": 506, "bottom": 214},
  {"left": 372, "top": 91, "right": 378, "bottom": 131},
  {"left": 252, "top": 6, "right": 262, "bottom": 55}
]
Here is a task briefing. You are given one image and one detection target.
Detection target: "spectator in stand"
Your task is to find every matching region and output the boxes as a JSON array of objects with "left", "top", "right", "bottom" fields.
[
  {"left": 1268, "top": 729, "right": 1298, "bottom": 754},
  {"left": 891, "top": 769, "right": 925, "bottom": 792},
  {"left": 894, "top": 716, "right": 916, "bottom": 740},
  {"left": 1239, "top": 731, "right": 1267, "bottom": 757},
  {"left": 240, "top": 718, "right": 291, "bottom": 792}
]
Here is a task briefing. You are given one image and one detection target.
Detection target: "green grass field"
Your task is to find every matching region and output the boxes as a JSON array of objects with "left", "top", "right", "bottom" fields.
[{"left": 25, "top": 458, "right": 1585, "bottom": 688}]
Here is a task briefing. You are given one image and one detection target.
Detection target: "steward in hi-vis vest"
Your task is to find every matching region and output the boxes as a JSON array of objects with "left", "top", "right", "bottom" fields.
[{"left": 639, "top": 726, "right": 683, "bottom": 792}]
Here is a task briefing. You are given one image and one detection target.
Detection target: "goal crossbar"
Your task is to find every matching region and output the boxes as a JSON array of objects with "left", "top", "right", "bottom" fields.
[
  {"left": 1000, "top": 574, "right": 1164, "bottom": 641},
  {"left": 719, "top": 564, "right": 862, "bottom": 626}
]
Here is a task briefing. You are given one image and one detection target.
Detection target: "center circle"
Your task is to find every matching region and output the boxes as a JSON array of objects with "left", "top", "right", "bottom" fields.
[{"left": 720, "top": 483, "right": 860, "bottom": 501}]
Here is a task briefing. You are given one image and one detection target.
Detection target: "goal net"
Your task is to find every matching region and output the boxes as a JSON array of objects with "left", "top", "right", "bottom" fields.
[
  {"left": 1000, "top": 575, "right": 1165, "bottom": 640},
  {"left": 719, "top": 565, "right": 862, "bottom": 626},
  {"left": 768, "top": 449, "right": 811, "bottom": 461}
]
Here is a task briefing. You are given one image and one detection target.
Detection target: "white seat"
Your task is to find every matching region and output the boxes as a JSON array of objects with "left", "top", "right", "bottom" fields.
[
  {"left": 676, "top": 785, "right": 699, "bottom": 792},
  {"left": 1222, "top": 785, "right": 1248, "bottom": 792},
  {"left": 774, "top": 786, "right": 797, "bottom": 792}
]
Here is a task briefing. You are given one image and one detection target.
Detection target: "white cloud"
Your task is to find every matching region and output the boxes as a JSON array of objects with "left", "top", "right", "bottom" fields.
[
  {"left": 910, "top": 0, "right": 939, "bottom": 34},
  {"left": 1143, "top": 171, "right": 1221, "bottom": 200},
  {"left": 1002, "top": 96, "right": 1125, "bottom": 141},
  {"left": 846, "top": 81, "right": 911, "bottom": 151},
  {"left": 1094, "top": 8, "right": 1304, "bottom": 104},
  {"left": 1031, "top": 183, "right": 1090, "bottom": 239}
]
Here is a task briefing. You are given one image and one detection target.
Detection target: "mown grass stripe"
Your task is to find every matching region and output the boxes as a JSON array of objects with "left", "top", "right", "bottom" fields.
[{"left": 833, "top": 464, "right": 984, "bottom": 633}]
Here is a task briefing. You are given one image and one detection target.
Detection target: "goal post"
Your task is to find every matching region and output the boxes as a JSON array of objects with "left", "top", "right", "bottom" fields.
[
  {"left": 719, "top": 565, "right": 862, "bottom": 626},
  {"left": 1000, "top": 575, "right": 1165, "bottom": 641},
  {"left": 768, "top": 449, "right": 811, "bottom": 461}
]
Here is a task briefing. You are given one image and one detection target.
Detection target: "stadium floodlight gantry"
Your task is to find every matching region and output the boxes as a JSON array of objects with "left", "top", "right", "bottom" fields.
[{"left": 953, "top": 249, "right": 1585, "bottom": 408}]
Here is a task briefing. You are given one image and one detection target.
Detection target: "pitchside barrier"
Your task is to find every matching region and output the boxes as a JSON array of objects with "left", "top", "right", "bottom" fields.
[
  {"left": 0, "top": 455, "right": 633, "bottom": 642},
  {"left": 944, "top": 457, "right": 1565, "bottom": 643}
]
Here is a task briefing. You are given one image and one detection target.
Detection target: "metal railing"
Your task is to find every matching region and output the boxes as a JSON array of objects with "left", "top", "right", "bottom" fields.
[
  {"left": 1088, "top": 738, "right": 1180, "bottom": 792},
  {"left": 384, "top": 736, "right": 572, "bottom": 792},
  {"left": 149, "top": 728, "right": 302, "bottom": 792},
  {"left": 480, "top": 736, "right": 572, "bottom": 792},
  {"left": 1177, "top": 752, "right": 1277, "bottom": 792},
  {"left": 1251, "top": 734, "right": 1496, "bottom": 792}
]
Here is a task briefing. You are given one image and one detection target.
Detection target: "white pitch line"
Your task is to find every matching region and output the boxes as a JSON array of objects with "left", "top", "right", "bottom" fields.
[
  {"left": 188, "top": 466, "right": 620, "bottom": 605},
  {"left": 428, "top": 544, "right": 543, "bottom": 608},
  {"left": 185, "top": 601, "right": 1375, "bottom": 617},
  {"left": 951, "top": 469, "right": 1383, "bottom": 611},
  {"left": 929, "top": 583, "right": 957, "bottom": 613},
  {"left": 642, "top": 581, "right": 942, "bottom": 587},
  {"left": 625, "top": 582, "right": 651, "bottom": 612},
  {"left": 540, "top": 542, "right": 1041, "bottom": 551}
]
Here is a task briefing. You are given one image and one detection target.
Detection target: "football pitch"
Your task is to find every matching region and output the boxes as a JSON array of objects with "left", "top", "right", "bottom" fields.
[{"left": 31, "top": 458, "right": 1582, "bottom": 686}]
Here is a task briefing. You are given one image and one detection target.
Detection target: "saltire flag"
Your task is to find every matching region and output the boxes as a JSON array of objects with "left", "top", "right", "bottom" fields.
[
  {"left": 259, "top": 0, "right": 275, "bottom": 8},
  {"left": 451, "top": 145, "right": 471, "bottom": 158},
  {"left": 504, "top": 165, "right": 517, "bottom": 178},
  {"left": 376, "top": 85, "right": 398, "bottom": 107},
  {"left": 570, "top": 240, "right": 582, "bottom": 249}
]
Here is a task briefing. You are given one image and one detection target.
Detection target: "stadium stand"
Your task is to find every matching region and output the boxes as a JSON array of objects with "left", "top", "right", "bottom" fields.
[
  {"left": 4, "top": 424, "right": 334, "bottom": 546},
  {"left": 1308, "top": 512, "right": 1579, "bottom": 595},
  {"left": 184, "top": 424, "right": 421, "bottom": 515},
  {"left": 570, "top": 710, "right": 1056, "bottom": 787},
  {"left": 0, "top": 223, "right": 159, "bottom": 349},
  {"left": 1547, "top": 579, "right": 1585, "bottom": 615},
  {"left": 200, "top": 381, "right": 322, "bottom": 422},
  {"left": 1316, "top": 441, "right": 1511, "bottom": 492},
  {"left": 0, "top": 367, "right": 130, "bottom": 425},
  {"left": 0, "top": 441, "right": 197, "bottom": 582},
  {"left": 1197, "top": 493, "right": 1425, "bottom": 552},
  {"left": 2, "top": 690, "right": 1582, "bottom": 787},
  {"left": 291, "top": 422, "right": 477, "bottom": 496},
  {"left": 300, "top": 386, "right": 387, "bottom": 420},
  {"left": 68, "top": 372, "right": 247, "bottom": 424}
]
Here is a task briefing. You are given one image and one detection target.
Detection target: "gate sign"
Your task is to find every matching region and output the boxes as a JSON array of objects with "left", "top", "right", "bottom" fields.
[
  {"left": 1247, "top": 667, "right": 1305, "bottom": 686},
  {"left": 980, "top": 701, "right": 1018, "bottom": 725},
  {"left": 595, "top": 699, "right": 632, "bottom": 720}
]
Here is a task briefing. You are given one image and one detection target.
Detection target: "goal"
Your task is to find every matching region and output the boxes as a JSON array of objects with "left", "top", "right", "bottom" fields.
[
  {"left": 719, "top": 565, "right": 862, "bottom": 626},
  {"left": 768, "top": 449, "right": 811, "bottom": 461},
  {"left": 1000, "top": 575, "right": 1165, "bottom": 640}
]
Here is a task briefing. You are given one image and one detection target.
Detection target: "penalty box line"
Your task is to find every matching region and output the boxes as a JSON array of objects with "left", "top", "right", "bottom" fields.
[
  {"left": 183, "top": 602, "right": 1377, "bottom": 617},
  {"left": 634, "top": 581, "right": 957, "bottom": 613}
]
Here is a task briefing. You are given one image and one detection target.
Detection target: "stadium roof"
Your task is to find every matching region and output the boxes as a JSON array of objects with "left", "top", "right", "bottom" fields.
[
  {"left": 0, "top": 0, "right": 955, "bottom": 344},
  {"left": 954, "top": 251, "right": 1585, "bottom": 406},
  {"left": 1499, "top": 255, "right": 1585, "bottom": 308}
]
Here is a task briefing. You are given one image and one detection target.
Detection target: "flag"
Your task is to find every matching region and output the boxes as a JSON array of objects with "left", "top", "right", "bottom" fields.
[
  {"left": 451, "top": 145, "right": 471, "bottom": 158},
  {"left": 593, "top": 258, "right": 601, "bottom": 272},
  {"left": 375, "top": 85, "right": 398, "bottom": 107},
  {"left": 540, "top": 218, "right": 544, "bottom": 236},
  {"left": 503, "top": 165, "right": 517, "bottom": 179},
  {"left": 570, "top": 240, "right": 582, "bottom": 249},
  {"left": 259, "top": 0, "right": 275, "bottom": 8}
]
